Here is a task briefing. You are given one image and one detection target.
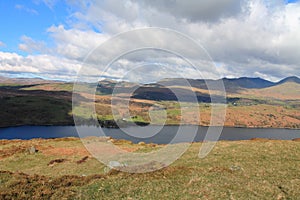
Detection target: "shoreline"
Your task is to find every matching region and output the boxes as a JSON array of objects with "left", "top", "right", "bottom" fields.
[
  {"left": 0, "top": 136, "right": 300, "bottom": 143},
  {"left": 0, "top": 123, "right": 299, "bottom": 130}
]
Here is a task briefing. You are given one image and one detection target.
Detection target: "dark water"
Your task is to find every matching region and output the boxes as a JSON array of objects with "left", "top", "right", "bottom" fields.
[{"left": 0, "top": 125, "right": 299, "bottom": 144}]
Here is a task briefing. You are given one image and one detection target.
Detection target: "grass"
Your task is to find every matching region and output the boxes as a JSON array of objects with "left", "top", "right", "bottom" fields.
[
  {"left": 0, "top": 84, "right": 21, "bottom": 87},
  {"left": 22, "top": 83, "right": 74, "bottom": 92},
  {"left": 240, "top": 82, "right": 300, "bottom": 100},
  {"left": 0, "top": 96, "right": 73, "bottom": 127},
  {"left": 0, "top": 138, "right": 299, "bottom": 199}
]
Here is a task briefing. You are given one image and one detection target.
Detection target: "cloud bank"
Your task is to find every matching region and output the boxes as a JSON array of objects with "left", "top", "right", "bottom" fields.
[{"left": 1, "top": 0, "right": 300, "bottom": 81}]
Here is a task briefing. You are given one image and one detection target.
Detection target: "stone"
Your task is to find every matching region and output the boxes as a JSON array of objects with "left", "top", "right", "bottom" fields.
[
  {"left": 28, "top": 146, "right": 37, "bottom": 154},
  {"left": 229, "top": 165, "right": 243, "bottom": 171}
]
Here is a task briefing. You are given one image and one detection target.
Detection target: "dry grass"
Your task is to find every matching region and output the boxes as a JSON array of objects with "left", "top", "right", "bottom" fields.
[
  {"left": 240, "top": 82, "right": 300, "bottom": 100},
  {"left": 0, "top": 138, "right": 299, "bottom": 199}
]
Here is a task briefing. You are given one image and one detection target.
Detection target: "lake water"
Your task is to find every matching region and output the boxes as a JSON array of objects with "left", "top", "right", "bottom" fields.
[{"left": 0, "top": 125, "right": 299, "bottom": 144}]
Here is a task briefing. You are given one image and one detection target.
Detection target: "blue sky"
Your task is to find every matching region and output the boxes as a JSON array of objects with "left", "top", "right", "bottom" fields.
[
  {"left": 0, "top": 0, "right": 69, "bottom": 55},
  {"left": 0, "top": 0, "right": 299, "bottom": 81}
]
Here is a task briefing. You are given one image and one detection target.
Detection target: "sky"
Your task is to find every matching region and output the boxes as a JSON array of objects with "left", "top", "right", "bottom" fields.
[{"left": 0, "top": 0, "right": 300, "bottom": 82}]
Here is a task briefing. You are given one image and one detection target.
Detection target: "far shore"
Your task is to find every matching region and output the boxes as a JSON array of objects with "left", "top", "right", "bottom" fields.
[{"left": 0, "top": 121, "right": 300, "bottom": 130}]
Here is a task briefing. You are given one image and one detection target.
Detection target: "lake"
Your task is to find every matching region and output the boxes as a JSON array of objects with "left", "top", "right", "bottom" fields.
[{"left": 0, "top": 125, "right": 299, "bottom": 144}]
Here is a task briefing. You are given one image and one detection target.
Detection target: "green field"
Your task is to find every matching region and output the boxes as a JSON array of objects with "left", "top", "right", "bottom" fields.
[{"left": 0, "top": 138, "right": 299, "bottom": 199}]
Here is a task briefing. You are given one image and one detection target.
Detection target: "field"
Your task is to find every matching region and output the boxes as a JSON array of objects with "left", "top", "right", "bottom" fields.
[{"left": 0, "top": 138, "right": 299, "bottom": 199}]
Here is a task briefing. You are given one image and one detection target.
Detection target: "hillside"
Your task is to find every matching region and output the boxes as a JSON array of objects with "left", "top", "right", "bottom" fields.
[
  {"left": 0, "top": 138, "right": 299, "bottom": 199},
  {"left": 0, "top": 76, "right": 58, "bottom": 86},
  {"left": 240, "top": 82, "right": 300, "bottom": 100},
  {"left": 0, "top": 76, "right": 299, "bottom": 128},
  {"left": 276, "top": 76, "right": 300, "bottom": 85}
]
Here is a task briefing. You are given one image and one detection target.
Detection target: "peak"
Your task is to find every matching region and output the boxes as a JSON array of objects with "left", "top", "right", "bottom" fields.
[
  {"left": 285, "top": 76, "right": 299, "bottom": 80},
  {"left": 222, "top": 77, "right": 265, "bottom": 81},
  {"left": 277, "top": 76, "right": 300, "bottom": 84}
]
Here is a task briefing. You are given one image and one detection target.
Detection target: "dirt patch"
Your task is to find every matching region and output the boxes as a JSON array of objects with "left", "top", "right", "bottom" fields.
[
  {"left": 0, "top": 140, "right": 54, "bottom": 159},
  {"left": 105, "top": 164, "right": 193, "bottom": 178},
  {"left": 250, "top": 138, "right": 270, "bottom": 142},
  {"left": 76, "top": 156, "right": 89, "bottom": 164},
  {"left": 208, "top": 166, "right": 233, "bottom": 173},
  {"left": 292, "top": 138, "right": 300, "bottom": 142},
  {"left": 50, "top": 137, "right": 79, "bottom": 142},
  {"left": 48, "top": 159, "right": 68, "bottom": 166},
  {"left": 0, "top": 144, "right": 35, "bottom": 159},
  {"left": 113, "top": 161, "right": 168, "bottom": 173},
  {"left": 119, "top": 147, "right": 138, "bottom": 152},
  {"left": 42, "top": 147, "right": 90, "bottom": 157},
  {"left": 0, "top": 140, "right": 23, "bottom": 146}
]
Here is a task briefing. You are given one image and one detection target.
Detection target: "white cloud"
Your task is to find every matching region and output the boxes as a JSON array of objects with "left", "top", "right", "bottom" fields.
[
  {"left": 0, "top": 51, "right": 81, "bottom": 80},
  {"left": 64, "top": 0, "right": 300, "bottom": 80},
  {"left": 32, "top": 0, "right": 59, "bottom": 10},
  {"left": 18, "top": 36, "right": 49, "bottom": 54},
  {"left": 3, "top": 0, "right": 300, "bottom": 81},
  {"left": 15, "top": 4, "right": 39, "bottom": 15},
  {"left": 0, "top": 41, "right": 5, "bottom": 47},
  {"left": 47, "top": 25, "right": 109, "bottom": 60}
]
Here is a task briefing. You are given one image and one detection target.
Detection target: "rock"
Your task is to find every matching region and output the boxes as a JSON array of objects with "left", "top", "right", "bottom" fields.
[
  {"left": 148, "top": 143, "right": 157, "bottom": 147},
  {"left": 229, "top": 165, "right": 243, "bottom": 171},
  {"left": 108, "top": 139, "right": 116, "bottom": 143},
  {"left": 108, "top": 161, "right": 127, "bottom": 169},
  {"left": 109, "top": 161, "right": 122, "bottom": 168},
  {"left": 28, "top": 146, "right": 38, "bottom": 154}
]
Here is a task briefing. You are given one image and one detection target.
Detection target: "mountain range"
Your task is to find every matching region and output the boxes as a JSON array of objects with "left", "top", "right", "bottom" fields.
[
  {"left": 1, "top": 75, "right": 300, "bottom": 102},
  {"left": 157, "top": 76, "right": 300, "bottom": 91}
]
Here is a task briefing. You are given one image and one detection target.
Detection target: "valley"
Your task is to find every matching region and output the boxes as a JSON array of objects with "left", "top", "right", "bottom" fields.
[{"left": 0, "top": 76, "right": 299, "bottom": 129}]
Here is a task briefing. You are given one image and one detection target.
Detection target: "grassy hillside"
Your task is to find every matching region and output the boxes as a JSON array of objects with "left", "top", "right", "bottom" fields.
[
  {"left": 0, "top": 77, "right": 300, "bottom": 128},
  {"left": 0, "top": 96, "right": 73, "bottom": 127},
  {"left": 0, "top": 138, "right": 299, "bottom": 199},
  {"left": 240, "top": 82, "right": 300, "bottom": 100}
]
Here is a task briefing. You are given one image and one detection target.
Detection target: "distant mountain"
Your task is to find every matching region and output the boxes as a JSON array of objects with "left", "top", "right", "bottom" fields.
[
  {"left": 159, "top": 76, "right": 300, "bottom": 92},
  {"left": 158, "top": 77, "right": 276, "bottom": 93},
  {"left": 0, "top": 76, "right": 57, "bottom": 85},
  {"left": 276, "top": 76, "right": 300, "bottom": 85},
  {"left": 222, "top": 77, "right": 275, "bottom": 89},
  {"left": 1, "top": 75, "right": 300, "bottom": 97}
]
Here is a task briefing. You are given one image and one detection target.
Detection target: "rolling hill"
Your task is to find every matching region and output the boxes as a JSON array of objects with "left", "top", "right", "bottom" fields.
[
  {"left": 240, "top": 82, "right": 300, "bottom": 100},
  {"left": 0, "top": 75, "right": 299, "bottom": 128}
]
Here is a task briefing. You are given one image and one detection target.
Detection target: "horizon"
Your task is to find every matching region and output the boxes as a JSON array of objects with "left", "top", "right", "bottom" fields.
[{"left": 0, "top": 73, "right": 299, "bottom": 85}]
